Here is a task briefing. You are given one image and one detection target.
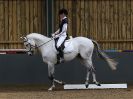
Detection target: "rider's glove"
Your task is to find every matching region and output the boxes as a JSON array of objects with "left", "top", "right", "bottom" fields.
[{"left": 52, "top": 33, "right": 55, "bottom": 37}]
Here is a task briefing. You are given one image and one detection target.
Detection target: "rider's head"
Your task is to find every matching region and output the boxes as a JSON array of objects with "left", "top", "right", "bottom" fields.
[{"left": 59, "top": 8, "right": 68, "bottom": 20}]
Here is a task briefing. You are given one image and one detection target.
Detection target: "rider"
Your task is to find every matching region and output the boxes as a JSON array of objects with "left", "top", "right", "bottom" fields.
[{"left": 52, "top": 8, "right": 68, "bottom": 63}]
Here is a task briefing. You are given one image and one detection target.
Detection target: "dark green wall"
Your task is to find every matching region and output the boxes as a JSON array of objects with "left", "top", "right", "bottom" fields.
[{"left": 0, "top": 52, "right": 132, "bottom": 84}]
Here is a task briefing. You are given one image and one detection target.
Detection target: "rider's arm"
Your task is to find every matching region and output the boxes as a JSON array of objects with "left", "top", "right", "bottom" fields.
[
  {"left": 54, "top": 29, "right": 59, "bottom": 35},
  {"left": 52, "top": 29, "right": 59, "bottom": 37},
  {"left": 57, "top": 23, "right": 67, "bottom": 36},
  {"left": 52, "top": 24, "right": 67, "bottom": 37}
]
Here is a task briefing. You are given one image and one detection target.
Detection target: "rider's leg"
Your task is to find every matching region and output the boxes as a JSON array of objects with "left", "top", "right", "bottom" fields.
[
  {"left": 56, "top": 35, "right": 66, "bottom": 62},
  {"left": 56, "top": 35, "right": 66, "bottom": 48},
  {"left": 58, "top": 47, "right": 64, "bottom": 58}
]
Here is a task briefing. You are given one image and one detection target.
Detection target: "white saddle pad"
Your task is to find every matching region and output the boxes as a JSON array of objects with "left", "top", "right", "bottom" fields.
[
  {"left": 63, "top": 39, "right": 74, "bottom": 53},
  {"left": 54, "top": 38, "right": 74, "bottom": 53}
]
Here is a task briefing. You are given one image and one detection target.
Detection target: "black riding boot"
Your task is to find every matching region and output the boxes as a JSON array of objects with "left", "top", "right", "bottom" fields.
[{"left": 57, "top": 47, "right": 64, "bottom": 63}]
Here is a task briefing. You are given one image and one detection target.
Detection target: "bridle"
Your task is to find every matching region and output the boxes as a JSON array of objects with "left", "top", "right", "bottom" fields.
[
  {"left": 25, "top": 42, "right": 35, "bottom": 53},
  {"left": 24, "top": 37, "right": 54, "bottom": 52}
]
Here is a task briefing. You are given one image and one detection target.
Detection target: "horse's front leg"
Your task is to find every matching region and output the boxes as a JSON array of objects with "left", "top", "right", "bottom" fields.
[
  {"left": 48, "top": 63, "right": 55, "bottom": 91},
  {"left": 54, "top": 79, "right": 65, "bottom": 85},
  {"left": 48, "top": 63, "right": 65, "bottom": 91}
]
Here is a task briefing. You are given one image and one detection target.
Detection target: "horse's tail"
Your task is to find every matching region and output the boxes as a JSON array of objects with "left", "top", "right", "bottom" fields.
[{"left": 91, "top": 40, "right": 118, "bottom": 70}]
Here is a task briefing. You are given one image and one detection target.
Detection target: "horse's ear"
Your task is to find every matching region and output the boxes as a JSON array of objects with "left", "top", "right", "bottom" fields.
[{"left": 20, "top": 36, "right": 24, "bottom": 40}]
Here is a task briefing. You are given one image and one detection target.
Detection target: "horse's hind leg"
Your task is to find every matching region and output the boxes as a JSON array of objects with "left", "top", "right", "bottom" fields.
[
  {"left": 91, "top": 67, "right": 101, "bottom": 86},
  {"left": 88, "top": 60, "right": 101, "bottom": 86},
  {"left": 79, "top": 59, "right": 91, "bottom": 88},
  {"left": 83, "top": 59, "right": 101, "bottom": 88},
  {"left": 85, "top": 67, "right": 90, "bottom": 88}
]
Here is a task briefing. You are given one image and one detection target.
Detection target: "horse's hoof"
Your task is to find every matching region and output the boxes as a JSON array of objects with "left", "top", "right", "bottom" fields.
[
  {"left": 95, "top": 82, "right": 101, "bottom": 86},
  {"left": 85, "top": 84, "right": 89, "bottom": 88},
  {"left": 97, "top": 83, "right": 101, "bottom": 86},
  {"left": 94, "top": 81, "right": 101, "bottom": 86},
  {"left": 48, "top": 88, "right": 53, "bottom": 91},
  {"left": 48, "top": 85, "right": 55, "bottom": 91}
]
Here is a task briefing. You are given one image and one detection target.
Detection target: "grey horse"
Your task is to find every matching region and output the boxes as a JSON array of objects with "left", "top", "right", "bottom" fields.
[{"left": 21, "top": 33, "right": 117, "bottom": 90}]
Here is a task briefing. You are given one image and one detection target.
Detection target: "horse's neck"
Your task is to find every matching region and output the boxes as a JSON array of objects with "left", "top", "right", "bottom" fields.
[
  {"left": 34, "top": 37, "right": 50, "bottom": 45},
  {"left": 28, "top": 33, "right": 50, "bottom": 45}
]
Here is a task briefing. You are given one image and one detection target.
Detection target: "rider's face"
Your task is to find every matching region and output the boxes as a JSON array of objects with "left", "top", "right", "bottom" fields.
[{"left": 59, "top": 14, "right": 65, "bottom": 21}]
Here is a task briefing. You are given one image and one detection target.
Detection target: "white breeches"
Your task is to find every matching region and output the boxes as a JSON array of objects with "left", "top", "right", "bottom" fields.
[{"left": 57, "top": 35, "right": 66, "bottom": 48}]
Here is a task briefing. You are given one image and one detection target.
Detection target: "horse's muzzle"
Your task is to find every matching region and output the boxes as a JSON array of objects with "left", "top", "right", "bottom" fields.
[{"left": 27, "top": 51, "right": 34, "bottom": 56}]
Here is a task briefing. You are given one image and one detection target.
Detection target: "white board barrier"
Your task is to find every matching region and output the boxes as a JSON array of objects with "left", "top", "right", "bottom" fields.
[{"left": 64, "top": 83, "right": 127, "bottom": 89}]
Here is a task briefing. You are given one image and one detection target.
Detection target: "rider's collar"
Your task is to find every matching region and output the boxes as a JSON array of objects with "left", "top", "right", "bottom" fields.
[{"left": 61, "top": 16, "right": 67, "bottom": 21}]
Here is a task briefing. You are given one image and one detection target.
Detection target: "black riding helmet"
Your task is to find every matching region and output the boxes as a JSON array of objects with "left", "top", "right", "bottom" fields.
[{"left": 59, "top": 8, "right": 68, "bottom": 16}]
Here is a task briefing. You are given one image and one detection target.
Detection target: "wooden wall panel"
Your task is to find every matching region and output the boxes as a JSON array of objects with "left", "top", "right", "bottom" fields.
[
  {"left": 54, "top": 0, "right": 133, "bottom": 50},
  {"left": 16, "top": 0, "right": 21, "bottom": 48},
  {"left": 0, "top": 0, "right": 46, "bottom": 49},
  {"left": 4, "top": 0, "right": 9, "bottom": 49},
  {"left": 8, "top": 0, "right": 13, "bottom": 48},
  {"left": 0, "top": 0, "right": 4, "bottom": 49},
  {"left": 1, "top": 0, "right": 133, "bottom": 50},
  {"left": 131, "top": 0, "right": 133, "bottom": 49}
]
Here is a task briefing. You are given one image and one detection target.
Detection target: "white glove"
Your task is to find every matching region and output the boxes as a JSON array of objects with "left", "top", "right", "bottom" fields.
[
  {"left": 55, "top": 34, "right": 60, "bottom": 38},
  {"left": 52, "top": 33, "right": 55, "bottom": 37}
]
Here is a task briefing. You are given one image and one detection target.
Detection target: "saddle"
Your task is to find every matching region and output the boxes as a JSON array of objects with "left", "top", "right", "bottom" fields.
[
  {"left": 54, "top": 37, "right": 74, "bottom": 54},
  {"left": 54, "top": 38, "right": 73, "bottom": 64}
]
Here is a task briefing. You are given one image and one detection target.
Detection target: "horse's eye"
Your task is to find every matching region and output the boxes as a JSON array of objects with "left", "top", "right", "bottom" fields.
[{"left": 25, "top": 44, "right": 28, "bottom": 47}]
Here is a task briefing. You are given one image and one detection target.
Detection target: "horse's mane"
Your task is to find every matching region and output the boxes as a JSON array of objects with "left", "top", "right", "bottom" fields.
[{"left": 27, "top": 33, "right": 50, "bottom": 41}]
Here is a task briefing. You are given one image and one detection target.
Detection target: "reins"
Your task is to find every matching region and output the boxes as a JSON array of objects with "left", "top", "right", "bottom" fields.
[
  {"left": 34, "top": 33, "right": 65, "bottom": 48},
  {"left": 35, "top": 38, "right": 54, "bottom": 48},
  {"left": 24, "top": 33, "right": 64, "bottom": 49}
]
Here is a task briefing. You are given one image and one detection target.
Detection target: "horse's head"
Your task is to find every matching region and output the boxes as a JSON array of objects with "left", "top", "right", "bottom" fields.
[
  {"left": 21, "top": 33, "right": 51, "bottom": 56},
  {"left": 21, "top": 36, "right": 36, "bottom": 56}
]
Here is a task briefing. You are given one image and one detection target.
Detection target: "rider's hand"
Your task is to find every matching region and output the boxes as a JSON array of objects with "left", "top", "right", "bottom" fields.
[
  {"left": 55, "top": 34, "right": 59, "bottom": 38},
  {"left": 52, "top": 33, "right": 55, "bottom": 37}
]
